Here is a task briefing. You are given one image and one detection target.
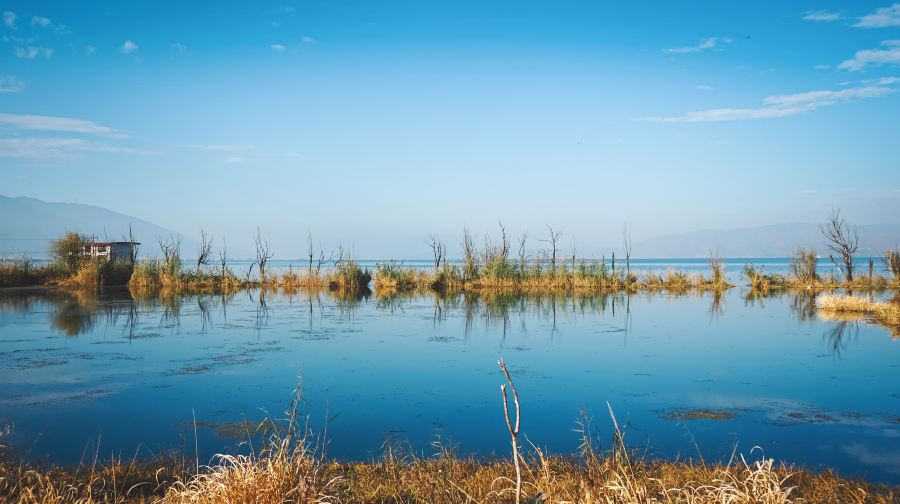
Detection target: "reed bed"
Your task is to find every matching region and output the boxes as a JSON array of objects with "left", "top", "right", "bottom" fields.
[
  {"left": 261, "top": 262, "right": 372, "bottom": 292},
  {"left": 817, "top": 294, "right": 900, "bottom": 329},
  {"left": 3, "top": 432, "right": 896, "bottom": 503},
  {"left": 373, "top": 261, "right": 732, "bottom": 295},
  {"left": 0, "top": 257, "right": 68, "bottom": 288}
]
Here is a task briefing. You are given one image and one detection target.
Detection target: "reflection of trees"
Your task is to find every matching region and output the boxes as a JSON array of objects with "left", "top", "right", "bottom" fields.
[
  {"left": 790, "top": 291, "right": 818, "bottom": 322},
  {"left": 50, "top": 298, "right": 96, "bottom": 336},
  {"left": 823, "top": 321, "right": 859, "bottom": 359},
  {"left": 383, "top": 290, "right": 633, "bottom": 338}
]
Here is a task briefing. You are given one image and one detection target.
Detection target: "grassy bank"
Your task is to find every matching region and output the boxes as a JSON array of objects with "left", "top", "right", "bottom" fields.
[
  {"left": 372, "top": 255, "right": 733, "bottom": 294},
  {"left": 2, "top": 429, "right": 896, "bottom": 503},
  {"left": 3, "top": 228, "right": 899, "bottom": 296}
]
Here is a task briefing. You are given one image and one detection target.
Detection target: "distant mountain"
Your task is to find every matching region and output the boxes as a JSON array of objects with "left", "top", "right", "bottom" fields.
[
  {"left": 632, "top": 222, "right": 900, "bottom": 258},
  {"left": 0, "top": 195, "right": 201, "bottom": 260}
]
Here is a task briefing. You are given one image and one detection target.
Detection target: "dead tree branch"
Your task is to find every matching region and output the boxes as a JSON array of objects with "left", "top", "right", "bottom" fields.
[{"left": 498, "top": 358, "right": 522, "bottom": 504}]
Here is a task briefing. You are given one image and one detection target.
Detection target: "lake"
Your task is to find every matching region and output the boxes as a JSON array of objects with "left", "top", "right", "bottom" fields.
[{"left": 0, "top": 284, "right": 898, "bottom": 483}]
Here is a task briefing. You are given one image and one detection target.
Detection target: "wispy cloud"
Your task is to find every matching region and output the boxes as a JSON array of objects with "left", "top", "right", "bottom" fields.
[
  {"left": 3, "top": 11, "right": 15, "bottom": 29},
  {"left": 838, "top": 40, "right": 900, "bottom": 71},
  {"left": 301, "top": 35, "right": 316, "bottom": 44},
  {"left": 187, "top": 144, "right": 253, "bottom": 152},
  {"left": 0, "top": 112, "right": 123, "bottom": 136},
  {"left": 0, "top": 137, "right": 153, "bottom": 158},
  {"left": 169, "top": 42, "right": 189, "bottom": 54},
  {"left": 0, "top": 75, "right": 25, "bottom": 93},
  {"left": 14, "top": 45, "right": 52, "bottom": 59},
  {"left": 664, "top": 37, "right": 730, "bottom": 54},
  {"left": 695, "top": 84, "right": 714, "bottom": 91},
  {"left": 270, "top": 43, "right": 287, "bottom": 53},
  {"left": 222, "top": 156, "right": 250, "bottom": 163},
  {"left": 84, "top": 45, "right": 96, "bottom": 55},
  {"left": 855, "top": 3, "right": 900, "bottom": 28},
  {"left": 803, "top": 10, "right": 841, "bottom": 22},
  {"left": 30, "top": 16, "right": 51, "bottom": 27},
  {"left": 120, "top": 40, "right": 138, "bottom": 54},
  {"left": 647, "top": 83, "right": 896, "bottom": 123}
]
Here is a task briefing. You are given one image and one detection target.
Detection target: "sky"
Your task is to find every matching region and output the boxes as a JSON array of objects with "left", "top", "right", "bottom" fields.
[{"left": 1, "top": 1, "right": 899, "bottom": 258}]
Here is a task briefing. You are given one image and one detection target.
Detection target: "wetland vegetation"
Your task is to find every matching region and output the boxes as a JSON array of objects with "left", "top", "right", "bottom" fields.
[
  {"left": 2, "top": 385, "right": 897, "bottom": 504},
  {"left": 3, "top": 212, "right": 898, "bottom": 298}
]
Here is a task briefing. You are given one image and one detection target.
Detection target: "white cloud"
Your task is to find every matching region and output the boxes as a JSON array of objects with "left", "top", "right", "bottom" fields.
[
  {"left": 647, "top": 83, "right": 896, "bottom": 123},
  {"left": 843, "top": 444, "right": 900, "bottom": 475},
  {"left": 0, "top": 112, "right": 122, "bottom": 136},
  {"left": 30, "top": 16, "right": 51, "bottom": 27},
  {"left": 0, "top": 137, "right": 153, "bottom": 158},
  {"left": 814, "top": 64, "right": 831, "bottom": 70},
  {"left": 84, "top": 45, "right": 96, "bottom": 55},
  {"left": 803, "top": 10, "right": 841, "bottom": 22},
  {"left": 223, "top": 156, "right": 250, "bottom": 163},
  {"left": 170, "top": 42, "right": 189, "bottom": 54},
  {"left": 695, "top": 84, "right": 714, "bottom": 91},
  {"left": 270, "top": 43, "right": 287, "bottom": 53},
  {"left": 855, "top": 3, "right": 900, "bottom": 28},
  {"left": 120, "top": 40, "right": 138, "bottom": 54},
  {"left": 664, "top": 37, "right": 729, "bottom": 54},
  {"left": 301, "top": 35, "right": 316, "bottom": 44},
  {"left": 0, "top": 75, "right": 25, "bottom": 93},
  {"left": 838, "top": 40, "right": 900, "bottom": 71},
  {"left": 188, "top": 144, "right": 252, "bottom": 152},
  {"left": 15, "top": 45, "right": 53, "bottom": 59},
  {"left": 3, "top": 11, "right": 15, "bottom": 29}
]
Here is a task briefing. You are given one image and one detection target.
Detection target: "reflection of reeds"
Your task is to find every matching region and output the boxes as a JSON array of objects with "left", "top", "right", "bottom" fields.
[{"left": 817, "top": 294, "right": 900, "bottom": 338}]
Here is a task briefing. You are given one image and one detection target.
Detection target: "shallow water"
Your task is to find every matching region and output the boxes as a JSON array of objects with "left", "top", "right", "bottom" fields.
[{"left": 0, "top": 286, "right": 898, "bottom": 483}]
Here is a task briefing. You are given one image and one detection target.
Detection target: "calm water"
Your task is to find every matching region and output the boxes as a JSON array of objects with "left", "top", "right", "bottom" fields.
[{"left": 0, "top": 285, "right": 898, "bottom": 483}]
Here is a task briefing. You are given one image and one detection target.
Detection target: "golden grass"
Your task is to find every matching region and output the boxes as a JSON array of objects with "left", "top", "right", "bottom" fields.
[
  {"left": 3, "top": 443, "right": 896, "bottom": 504},
  {"left": 817, "top": 294, "right": 900, "bottom": 326}
]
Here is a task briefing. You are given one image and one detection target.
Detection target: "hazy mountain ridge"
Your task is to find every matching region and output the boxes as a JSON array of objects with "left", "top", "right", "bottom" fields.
[
  {"left": 631, "top": 222, "right": 900, "bottom": 258},
  {"left": 3, "top": 195, "right": 898, "bottom": 259},
  {"left": 0, "top": 195, "right": 200, "bottom": 259}
]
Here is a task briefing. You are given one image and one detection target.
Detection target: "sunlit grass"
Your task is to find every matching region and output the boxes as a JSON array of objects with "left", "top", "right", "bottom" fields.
[{"left": 817, "top": 294, "right": 900, "bottom": 329}]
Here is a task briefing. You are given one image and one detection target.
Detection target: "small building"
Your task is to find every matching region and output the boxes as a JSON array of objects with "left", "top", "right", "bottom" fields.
[{"left": 81, "top": 241, "right": 140, "bottom": 261}]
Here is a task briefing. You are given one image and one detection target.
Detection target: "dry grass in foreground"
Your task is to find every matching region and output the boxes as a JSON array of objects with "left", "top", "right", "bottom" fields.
[
  {"left": 2, "top": 443, "right": 897, "bottom": 504},
  {"left": 2, "top": 363, "right": 898, "bottom": 504}
]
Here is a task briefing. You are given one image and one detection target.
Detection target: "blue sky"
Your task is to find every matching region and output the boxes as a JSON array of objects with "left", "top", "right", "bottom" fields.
[{"left": 1, "top": 1, "right": 899, "bottom": 258}]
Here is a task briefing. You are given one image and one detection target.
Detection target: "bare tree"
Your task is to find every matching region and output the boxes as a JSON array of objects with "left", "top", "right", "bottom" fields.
[
  {"left": 157, "top": 234, "right": 181, "bottom": 269},
  {"left": 427, "top": 235, "right": 445, "bottom": 272},
  {"left": 623, "top": 224, "right": 632, "bottom": 277},
  {"left": 821, "top": 209, "right": 859, "bottom": 282},
  {"left": 498, "top": 358, "right": 522, "bottom": 504},
  {"left": 254, "top": 228, "right": 274, "bottom": 280},
  {"left": 517, "top": 231, "right": 528, "bottom": 274},
  {"left": 126, "top": 224, "right": 139, "bottom": 264},
  {"left": 307, "top": 229, "right": 314, "bottom": 275},
  {"left": 462, "top": 227, "right": 477, "bottom": 280},
  {"left": 498, "top": 220, "right": 510, "bottom": 258},
  {"left": 539, "top": 225, "right": 562, "bottom": 271},
  {"left": 196, "top": 229, "right": 213, "bottom": 270},
  {"left": 218, "top": 238, "right": 228, "bottom": 277}
]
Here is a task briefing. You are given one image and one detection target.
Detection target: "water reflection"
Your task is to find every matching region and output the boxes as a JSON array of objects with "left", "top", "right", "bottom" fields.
[
  {"left": 2, "top": 287, "right": 894, "bottom": 346},
  {"left": 0, "top": 285, "right": 898, "bottom": 483}
]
